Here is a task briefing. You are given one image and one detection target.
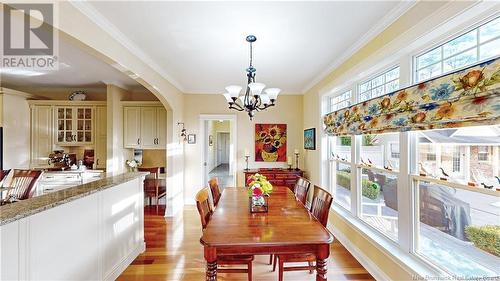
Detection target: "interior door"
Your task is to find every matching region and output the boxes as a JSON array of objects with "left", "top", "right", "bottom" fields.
[{"left": 218, "top": 133, "right": 230, "bottom": 164}]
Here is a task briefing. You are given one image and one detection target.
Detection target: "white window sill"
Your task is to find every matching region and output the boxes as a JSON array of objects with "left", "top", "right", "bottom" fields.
[{"left": 330, "top": 204, "right": 449, "bottom": 280}]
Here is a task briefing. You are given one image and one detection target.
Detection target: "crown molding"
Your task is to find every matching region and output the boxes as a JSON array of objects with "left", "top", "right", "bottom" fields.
[
  {"left": 301, "top": 0, "right": 417, "bottom": 94},
  {"left": 69, "top": 1, "right": 186, "bottom": 93},
  {"left": 0, "top": 87, "right": 45, "bottom": 100}
]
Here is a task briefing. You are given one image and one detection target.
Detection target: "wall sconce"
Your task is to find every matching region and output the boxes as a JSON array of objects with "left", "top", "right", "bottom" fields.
[{"left": 177, "top": 122, "right": 187, "bottom": 142}]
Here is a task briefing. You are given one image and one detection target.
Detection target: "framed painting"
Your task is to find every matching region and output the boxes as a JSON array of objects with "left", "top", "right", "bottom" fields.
[
  {"left": 255, "top": 124, "right": 287, "bottom": 162},
  {"left": 304, "top": 128, "right": 316, "bottom": 150}
]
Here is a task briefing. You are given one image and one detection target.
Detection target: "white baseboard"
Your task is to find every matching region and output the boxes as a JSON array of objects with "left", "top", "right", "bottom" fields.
[
  {"left": 331, "top": 228, "right": 392, "bottom": 281},
  {"left": 104, "top": 241, "right": 146, "bottom": 281}
]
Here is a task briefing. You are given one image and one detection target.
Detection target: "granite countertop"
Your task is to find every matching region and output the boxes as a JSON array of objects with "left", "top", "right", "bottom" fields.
[
  {"left": 42, "top": 169, "right": 105, "bottom": 174},
  {"left": 0, "top": 172, "right": 148, "bottom": 226}
]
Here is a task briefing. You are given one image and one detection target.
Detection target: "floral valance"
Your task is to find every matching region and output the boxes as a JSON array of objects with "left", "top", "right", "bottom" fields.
[{"left": 323, "top": 57, "right": 500, "bottom": 136}]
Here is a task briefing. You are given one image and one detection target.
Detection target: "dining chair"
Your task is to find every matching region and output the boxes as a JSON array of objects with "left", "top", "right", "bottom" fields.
[
  {"left": 274, "top": 185, "right": 333, "bottom": 281},
  {"left": 138, "top": 167, "right": 165, "bottom": 208},
  {"left": 208, "top": 177, "right": 222, "bottom": 208},
  {"left": 138, "top": 167, "right": 160, "bottom": 179},
  {"left": 143, "top": 179, "right": 166, "bottom": 210},
  {"left": 1, "top": 169, "right": 42, "bottom": 204},
  {"left": 294, "top": 177, "right": 311, "bottom": 205},
  {"left": 268, "top": 177, "right": 311, "bottom": 265},
  {"left": 195, "top": 187, "right": 254, "bottom": 281}
]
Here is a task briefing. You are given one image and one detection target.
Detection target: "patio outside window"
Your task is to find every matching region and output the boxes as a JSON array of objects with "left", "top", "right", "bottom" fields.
[
  {"left": 329, "top": 136, "right": 352, "bottom": 211},
  {"left": 359, "top": 133, "right": 400, "bottom": 241},
  {"left": 414, "top": 126, "right": 500, "bottom": 277}
]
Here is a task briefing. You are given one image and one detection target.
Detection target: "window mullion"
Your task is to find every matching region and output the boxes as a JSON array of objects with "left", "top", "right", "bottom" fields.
[
  {"left": 351, "top": 135, "right": 361, "bottom": 216},
  {"left": 397, "top": 132, "right": 412, "bottom": 252}
]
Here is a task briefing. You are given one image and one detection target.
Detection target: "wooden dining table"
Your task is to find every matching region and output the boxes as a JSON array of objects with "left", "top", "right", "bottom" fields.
[{"left": 200, "top": 186, "right": 334, "bottom": 281}]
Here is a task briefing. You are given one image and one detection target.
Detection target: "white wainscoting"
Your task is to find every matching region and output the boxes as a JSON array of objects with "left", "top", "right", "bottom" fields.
[{"left": 0, "top": 177, "right": 145, "bottom": 280}]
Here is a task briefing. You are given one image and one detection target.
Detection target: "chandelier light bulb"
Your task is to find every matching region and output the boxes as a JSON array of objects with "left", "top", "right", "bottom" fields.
[
  {"left": 225, "top": 85, "right": 242, "bottom": 98},
  {"left": 248, "top": 82, "right": 266, "bottom": 96},
  {"left": 260, "top": 94, "right": 271, "bottom": 105},
  {"left": 265, "top": 88, "right": 281, "bottom": 100},
  {"left": 223, "top": 93, "right": 232, "bottom": 103}
]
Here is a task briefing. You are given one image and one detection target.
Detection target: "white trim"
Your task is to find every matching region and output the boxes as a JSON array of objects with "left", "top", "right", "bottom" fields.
[
  {"left": 0, "top": 87, "right": 44, "bottom": 100},
  {"left": 199, "top": 114, "right": 237, "bottom": 190},
  {"left": 331, "top": 205, "right": 447, "bottom": 280},
  {"left": 331, "top": 226, "right": 392, "bottom": 281},
  {"left": 302, "top": 1, "right": 417, "bottom": 93},
  {"left": 104, "top": 241, "right": 146, "bottom": 281},
  {"left": 69, "top": 1, "right": 185, "bottom": 92}
]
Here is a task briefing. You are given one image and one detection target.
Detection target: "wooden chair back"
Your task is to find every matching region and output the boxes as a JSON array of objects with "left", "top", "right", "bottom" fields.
[
  {"left": 8, "top": 170, "right": 42, "bottom": 200},
  {"left": 310, "top": 185, "right": 333, "bottom": 227},
  {"left": 196, "top": 187, "right": 213, "bottom": 230},
  {"left": 208, "top": 177, "right": 221, "bottom": 207},
  {"left": 293, "top": 177, "right": 311, "bottom": 205},
  {"left": 138, "top": 167, "right": 160, "bottom": 179}
]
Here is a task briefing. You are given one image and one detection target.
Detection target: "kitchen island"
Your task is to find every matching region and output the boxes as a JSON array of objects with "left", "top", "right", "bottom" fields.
[{"left": 0, "top": 172, "right": 148, "bottom": 281}]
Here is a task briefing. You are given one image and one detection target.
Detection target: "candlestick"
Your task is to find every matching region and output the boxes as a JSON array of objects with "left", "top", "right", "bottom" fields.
[
  {"left": 244, "top": 155, "right": 250, "bottom": 171},
  {"left": 294, "top": 149, "right": 299, "bottom": 154},
  {"left": 294, "top": 150, "right": 300, "bottom": 171},
  {"left": 244, "top": 148, "right": 250, "bottom": 157},
  {"left": 287, "top": 156, "right": 292, "bottom": 170}
]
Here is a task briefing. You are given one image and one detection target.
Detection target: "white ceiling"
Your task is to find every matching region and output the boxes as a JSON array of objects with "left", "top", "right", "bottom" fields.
[
  {"left": 0, "top": 33, "right": 144, "bottom": 91},
  {"left": 78, "top": 1, "right": 413, "bottom": 94}
]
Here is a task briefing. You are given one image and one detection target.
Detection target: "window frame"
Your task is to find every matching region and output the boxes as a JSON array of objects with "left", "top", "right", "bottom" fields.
[
  {"left": 413, "top": 16, "right": 500, "bottom": 84},
  {"left": 477, "top": 146, "right": 489, "bottom": 162},
  {"left": 357, "top": 66, "right": 400, "bottom": 103},
  {"left": 329, "top": 89, "right": 352, "bottom": 113},
  {"left": 319, "top": 12, "right": 500, "bottom": 280}
]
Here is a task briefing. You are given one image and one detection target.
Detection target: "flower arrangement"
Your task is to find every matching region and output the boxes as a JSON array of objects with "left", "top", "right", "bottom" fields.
[
  {"left": 247, "top": 173, "right": 273, "bottom": 197},
  {"left": 126, "top": 159, "right": 141, "bottom": 171},
  {"left": 247, "top": 173, "right": 273, "bottom": 210}
]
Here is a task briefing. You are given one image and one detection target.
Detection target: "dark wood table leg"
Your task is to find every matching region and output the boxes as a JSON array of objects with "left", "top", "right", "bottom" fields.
[
  {"left": 204, "top": 246, "right": 217, "bottom": 281},
  {"left": 316, "top": 244, "right": 329, "bottom": 281}
]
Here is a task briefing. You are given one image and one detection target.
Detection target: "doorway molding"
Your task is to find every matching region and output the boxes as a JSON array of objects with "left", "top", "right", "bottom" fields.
[{"left": 199, "top": 114, "right": 237, "bottom": 188}]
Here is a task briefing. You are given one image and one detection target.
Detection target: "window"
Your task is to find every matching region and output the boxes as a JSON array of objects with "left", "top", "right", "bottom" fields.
[
  {"left": 358, "top": 67, "right": 400, "bottom": 102},
  {"left": 478, "top": 146, "right": 489, "bottom": 161},
  {"left": 330, "top": 90, "right": 351, "bottom": 112},
  {"left": 390, "top": 143, "right": 400, "bottom": 159},
  {"left": 426, "top": 153, "right": 436, "bottom": 161},
  {"left": 329, "top": 136, "right": 352, "bottom": 211},
  {"left": 415, "top": 17, "right": 500, "bottom": 82},
  {"left": 359, "top": 132, "right": 400, "bottom": 241},
  {"left": 452, "top": 147, "right": 461, "bottom": 173},
  {"left": 414, "top": 126, "right": 500, "bottom": 278}
]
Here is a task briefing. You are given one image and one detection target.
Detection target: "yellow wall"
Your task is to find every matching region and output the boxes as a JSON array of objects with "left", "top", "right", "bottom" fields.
[{"left": 183, "top": 94, "right": 303, "bottom": 204}]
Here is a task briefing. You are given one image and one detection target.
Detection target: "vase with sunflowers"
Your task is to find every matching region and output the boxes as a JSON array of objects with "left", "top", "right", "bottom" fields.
[{"left": 247, "top": 173, "right": 273, "bottom": 213}]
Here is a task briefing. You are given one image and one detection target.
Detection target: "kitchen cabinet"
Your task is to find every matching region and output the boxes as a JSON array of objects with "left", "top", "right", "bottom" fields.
[
  {"left": 28, "top": 101, "right": 106, "bottom": 169},
  {"left": 123, "top": 105, "right": 167, "bottom": 149},
  {"left": 94, "top": 106, "right": 107, "bottom": 169},
  {"left": 123, "top": 107, "right": 141, "bottom": 148},
  {"left": 30, "top": 105, "right": 53, "bottom": 167},
  {"left": 55, "top": 106, "right": 93, "bottom": 145}
]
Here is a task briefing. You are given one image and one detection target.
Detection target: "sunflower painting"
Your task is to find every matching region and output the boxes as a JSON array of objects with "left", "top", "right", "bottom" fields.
[{"left": 255, "top": 124, "right": 287, "bottom": 162}]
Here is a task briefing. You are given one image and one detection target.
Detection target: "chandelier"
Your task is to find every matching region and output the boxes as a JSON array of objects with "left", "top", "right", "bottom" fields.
[{"left": 222, "top": 35, "right": 281, "bottom": 120}]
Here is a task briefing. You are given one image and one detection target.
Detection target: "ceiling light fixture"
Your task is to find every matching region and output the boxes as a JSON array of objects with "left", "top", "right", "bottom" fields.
[{"left": 222, "top": 35, "right": 280, "bottom": 120}]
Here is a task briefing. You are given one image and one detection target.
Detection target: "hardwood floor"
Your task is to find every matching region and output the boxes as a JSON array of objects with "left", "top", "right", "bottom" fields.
[{"left": 118, "top": 205, "right": 374, "bottom": 281}]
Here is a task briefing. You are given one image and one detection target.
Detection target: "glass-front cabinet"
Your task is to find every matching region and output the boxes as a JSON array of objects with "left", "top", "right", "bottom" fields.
[{"left": 55, "top": 106, "right": 93, "bottom": 145}]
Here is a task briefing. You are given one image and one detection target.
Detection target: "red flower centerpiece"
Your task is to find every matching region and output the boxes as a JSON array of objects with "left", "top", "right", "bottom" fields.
[{"left": 247, "top": 173, "right": 273, "bottom": 213}]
